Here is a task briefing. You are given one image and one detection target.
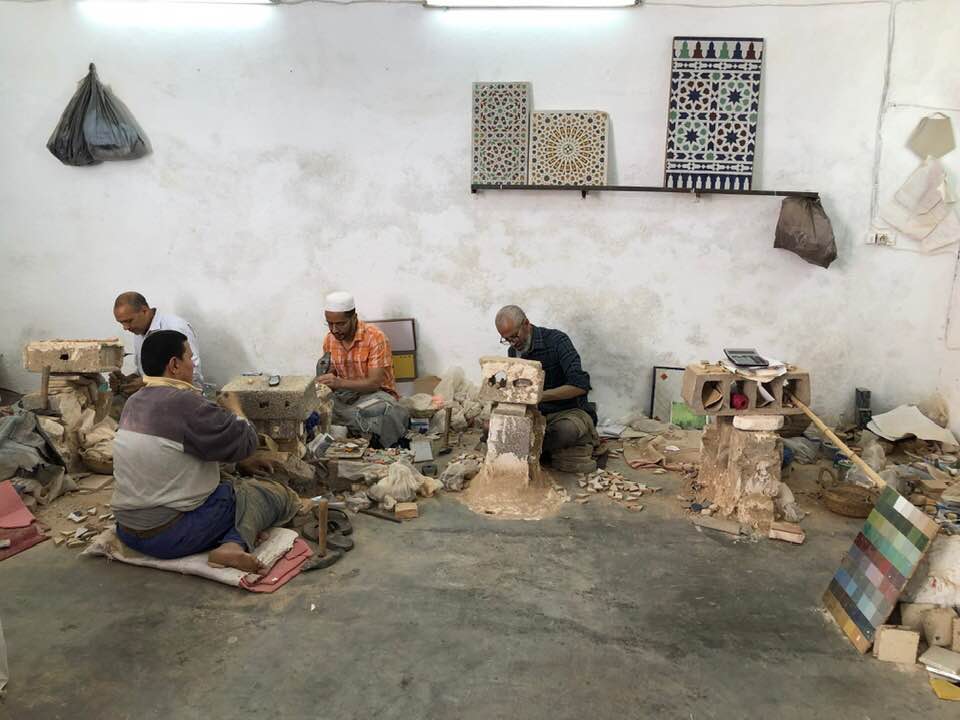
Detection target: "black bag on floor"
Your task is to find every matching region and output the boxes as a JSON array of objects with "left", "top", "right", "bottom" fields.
[{"left": 47, "top": 64, "right": 150, "bottom": 166}]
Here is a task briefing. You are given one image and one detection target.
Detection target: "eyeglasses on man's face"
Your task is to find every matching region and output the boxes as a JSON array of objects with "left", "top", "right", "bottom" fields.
[{"left": 498, "top": 321, "right": 528, "bottom": 345}]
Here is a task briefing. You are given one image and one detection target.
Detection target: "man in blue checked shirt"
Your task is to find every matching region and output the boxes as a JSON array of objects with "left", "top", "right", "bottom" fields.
[{"left": 494, "top": 305, "right": 599, "bottom": 461}]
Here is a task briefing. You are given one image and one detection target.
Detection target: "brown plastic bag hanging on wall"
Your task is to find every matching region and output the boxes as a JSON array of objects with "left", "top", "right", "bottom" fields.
[
  {"left": 774, "top": 196, "right": 838, "bottom": 268},
  {"left": 47, "top": 64, "right": 150, "bottom": 166}
]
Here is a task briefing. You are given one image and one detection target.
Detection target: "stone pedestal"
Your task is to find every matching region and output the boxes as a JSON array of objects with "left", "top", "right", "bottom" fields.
[
  {"left": 484, "top": 404, "right": 545, "bottom": 486},
  {"left": 697, "top": 416, "right": 783, "bottom": 529}
]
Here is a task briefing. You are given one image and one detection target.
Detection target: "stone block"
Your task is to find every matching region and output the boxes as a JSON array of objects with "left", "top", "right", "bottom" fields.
[
  {"left": 484, "top": 405, "right": 545, "bottom": 483},
  {"left": 477, "top": 356, "right": 544, "bottom": 405},
  {"left": 900, "top": 602, "right": 936, "bottom": 631},
  {"left": 873, "top": 625, "right": 920, "bottom": 664},
  {"left": 734, "top": 415, "right": 784, "bottom": 431},
  {"left": 221, "top": 375, "right": 330, "bottom": 421},
  {"left": 487, "top": 409, "right": 535, "bottom": 460},
  {"left": 23, "top": 339, "right": 124, "bottom": 374},
  {"left": 923, "top": 607, "right": 958, "bottom": 648},
  {"left": 252, "top": 418, "right": 304, "bottom": 441},
  {"left": 697, "top": 417, "right": 783, "bottom": 529}
]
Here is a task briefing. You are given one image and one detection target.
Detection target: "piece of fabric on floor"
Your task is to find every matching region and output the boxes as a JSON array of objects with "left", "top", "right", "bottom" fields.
[
  {"left": 243, "top": 539, "right": 313, "bottom": 592},
  {"left": 83, "top": 527, "right": 310, "bottom": 592},
  {"left": 0, "top": 523, "right": 48, "bottom": 562},
  {"left": 332, "top": 390, "right": 410, "bottom": 448},
  {"left": 0, "top": 479, "right": 36, "bottom": 529}
]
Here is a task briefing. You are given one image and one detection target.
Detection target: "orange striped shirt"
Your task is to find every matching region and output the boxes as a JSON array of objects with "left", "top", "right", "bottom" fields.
[{"left": 322, "top": 320, "right": 398, "bottom": 398}]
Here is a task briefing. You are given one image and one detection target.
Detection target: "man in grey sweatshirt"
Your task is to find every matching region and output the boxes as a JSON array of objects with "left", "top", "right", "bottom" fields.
[{"left": 112, "top": 330, "right": 304, "bottom": 573}]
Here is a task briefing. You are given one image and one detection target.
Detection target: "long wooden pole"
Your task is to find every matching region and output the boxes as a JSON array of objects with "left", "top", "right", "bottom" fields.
[{"left": 786, "top": 394, "right": 887, "bottom": 489}]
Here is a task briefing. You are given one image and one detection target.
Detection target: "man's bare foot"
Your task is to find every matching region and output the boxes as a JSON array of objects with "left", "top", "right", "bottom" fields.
[{"left": 208, "top": 542, "right": 264, "bottom": 573}]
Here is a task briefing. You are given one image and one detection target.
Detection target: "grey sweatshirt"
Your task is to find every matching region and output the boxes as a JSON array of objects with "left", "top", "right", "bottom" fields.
[{"left": 111, "top": 386, "right": 257, "bottom": 530}]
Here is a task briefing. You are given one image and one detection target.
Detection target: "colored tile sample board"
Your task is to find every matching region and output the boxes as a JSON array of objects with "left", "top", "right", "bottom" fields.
[
  {"left": 472, "top": 82, "right": 531, "bottom": 185},
  {"left": 528, "top": 111, "right": 609, "bottom": 186},
  {"left": 664, "top": 37, "right": 764, "bottom": 191},
  {"left": 823, "top": 485, "right": 939, "bottom": 653}
]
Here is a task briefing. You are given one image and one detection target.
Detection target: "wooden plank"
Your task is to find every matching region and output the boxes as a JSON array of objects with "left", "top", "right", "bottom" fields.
[
  {"left": 769, "top": 521, "right": 805, "bottom": 544},
  {"left": 691, "top": 515, "right": 743, "bottom": 535},
  {"left": 395, "top": 502, "right": 418, "bottom": 520}
]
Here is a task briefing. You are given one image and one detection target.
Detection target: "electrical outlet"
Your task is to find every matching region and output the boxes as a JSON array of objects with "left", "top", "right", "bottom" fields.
[{"left": 867, "top": 231, "right": 896, "bottom": 247}]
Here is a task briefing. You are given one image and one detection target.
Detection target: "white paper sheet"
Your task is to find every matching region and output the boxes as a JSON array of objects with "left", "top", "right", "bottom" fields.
[{"left": 867, "top": 404, "right": 959, "bottom": 447}]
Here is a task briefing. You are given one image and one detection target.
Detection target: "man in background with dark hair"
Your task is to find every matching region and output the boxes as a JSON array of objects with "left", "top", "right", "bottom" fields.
[
  {"left": 111, "top": 330, "right": 333, "bottom": 573},
  {"left": 111, "top": 291, "right": 203, "bottom": 395}
]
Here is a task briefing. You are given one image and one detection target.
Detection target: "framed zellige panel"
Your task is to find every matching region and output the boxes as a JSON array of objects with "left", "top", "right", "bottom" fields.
[{"left": 370, "top": 318, "right": 417, "bottom": 381}]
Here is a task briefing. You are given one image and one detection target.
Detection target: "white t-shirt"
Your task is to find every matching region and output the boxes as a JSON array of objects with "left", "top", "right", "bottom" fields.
[{"left": 133, "top": 311, "right": 204, "bottom": 387}]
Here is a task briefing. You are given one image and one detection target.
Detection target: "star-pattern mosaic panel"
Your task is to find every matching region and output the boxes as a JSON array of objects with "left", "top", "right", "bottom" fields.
[
  {"left": 472, "top": 82, "right": 531, "bottom": 185},
  {"left": 528, "top": 111, "right": 609, "bottom": 186},
  {"left": 664, "top": 37, "right": 764, "bottom": 191}
]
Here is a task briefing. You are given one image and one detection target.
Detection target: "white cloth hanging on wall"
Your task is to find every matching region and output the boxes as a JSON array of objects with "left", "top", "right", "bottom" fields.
[{"left": 880, "top": 157, "right": 960, "bottom": 253}]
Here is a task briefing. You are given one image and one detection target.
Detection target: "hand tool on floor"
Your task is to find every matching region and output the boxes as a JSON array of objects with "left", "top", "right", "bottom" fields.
[
  {"left": 358, "top": 507, "right": 402, "bottom": 524},
  {"left": 310, "top": 496, "right": 346, "bottom": 510},
  {"left": 786, "top": 392, "right": 886, "bottom": 488}
]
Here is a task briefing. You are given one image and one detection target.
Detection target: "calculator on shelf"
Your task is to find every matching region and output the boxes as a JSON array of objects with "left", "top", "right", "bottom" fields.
[{"left": 723, "top": 348, "right": 769, "bottom": 368}]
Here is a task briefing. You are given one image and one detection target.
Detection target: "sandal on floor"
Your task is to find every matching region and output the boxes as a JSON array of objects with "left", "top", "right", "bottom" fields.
[
  {"left": 302, "top": 548, "right": 343, "bottom": 571},
  {"left": 297, "top": 519, "right": 320, "bottom": 542},
  {"left": 327, "top": 508, "right": 353, "bottom": 536},
  {"left": 325, "top": 532, "right": 354, "bottom": 552}
]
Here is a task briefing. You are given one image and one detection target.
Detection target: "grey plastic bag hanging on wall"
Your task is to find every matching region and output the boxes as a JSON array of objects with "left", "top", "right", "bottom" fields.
[
  {"left": 47, "top": 64, "right": 150, "bottom": 166},
  {"left": 774, "top": 196, "right": 838, "bottom": 268}
]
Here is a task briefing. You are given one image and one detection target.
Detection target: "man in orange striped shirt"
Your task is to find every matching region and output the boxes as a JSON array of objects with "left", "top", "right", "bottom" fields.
[{"left": 316, "top": 292, "right": 408, "bottom": 447}]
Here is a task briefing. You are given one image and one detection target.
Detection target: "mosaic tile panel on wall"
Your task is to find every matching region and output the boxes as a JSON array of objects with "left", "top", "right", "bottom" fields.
[
  {"left": 664, "top": 37, "right": 764, "bottom": 191},
  {"left": 528, "top": 111, "right": 609, "bottom": 186},
  {"left": 472, "top": 82, "right": 531, "bottom": 185}
]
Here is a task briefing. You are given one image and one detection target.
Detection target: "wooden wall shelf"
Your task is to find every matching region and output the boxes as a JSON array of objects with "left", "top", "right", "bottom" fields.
[{"left": 470, "top": 183, "right": 819, "bottom": 200}]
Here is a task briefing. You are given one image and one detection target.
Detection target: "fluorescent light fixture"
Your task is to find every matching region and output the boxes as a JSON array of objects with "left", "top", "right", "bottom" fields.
[{"left": 425, "top": 0, "right": 637, "bottom": 7}]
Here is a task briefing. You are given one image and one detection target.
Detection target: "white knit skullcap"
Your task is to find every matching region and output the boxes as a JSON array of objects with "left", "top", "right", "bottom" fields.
[{"left": 324, "top": 291, "right": 356, "bottom": 312}]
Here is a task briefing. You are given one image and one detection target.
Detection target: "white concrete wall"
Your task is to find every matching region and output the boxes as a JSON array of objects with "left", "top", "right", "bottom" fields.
[{"left": 0, "top": 0, "right": 956, "bottom": 423}]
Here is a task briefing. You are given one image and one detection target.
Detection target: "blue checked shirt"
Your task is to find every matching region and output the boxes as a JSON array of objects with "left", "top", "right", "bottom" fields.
[{"left": 508, "top": 325, "right": 595, "bottom": 421}]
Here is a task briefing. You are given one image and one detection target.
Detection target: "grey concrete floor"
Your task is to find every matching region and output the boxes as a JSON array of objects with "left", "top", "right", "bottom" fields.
[{"left": 0, "top": 464, "right": 954, "bottom": 720}]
